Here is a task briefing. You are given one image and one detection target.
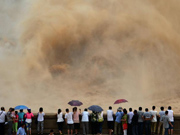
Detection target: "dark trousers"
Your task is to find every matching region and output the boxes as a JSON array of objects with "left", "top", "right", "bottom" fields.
[
  {"left": 82, "top": 122, "right": 89, "bottom": 135},
  {"left": 18, "top": 121, "right": 24, "bottom": 129},
  {"left": 145, "top": 121, "right": 151, "bottom": 135},
  {"left": 132, "top": 125, "right": 138, "bottom": 135},
  {"left": 97, "top": 122, "right": 103, "bottom": 134},
  {"left": 0, "top": 123, "right": 5, "bottom": 135},
  {"left": 91, "top": 122, "right": 97, "bottom": 134},
  {"left": 128, "top": 123, "right": 132, "bottom": 135},
  {"left": 138, "top": 122, "right": 144, "bottom": 135},
  {"left": 165, "top": 128, "right": 168, "bottom": 135},
  {"left": 8, "top": 121, "right": 13, "bottom": 135}
]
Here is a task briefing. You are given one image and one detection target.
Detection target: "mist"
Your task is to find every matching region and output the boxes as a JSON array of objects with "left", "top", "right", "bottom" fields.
[{"left": 0, "top": 0, "right": 180, "bottom": 113}]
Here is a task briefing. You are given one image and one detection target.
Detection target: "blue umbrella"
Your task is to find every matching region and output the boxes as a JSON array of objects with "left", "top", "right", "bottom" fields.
[
  {"left": 15, "top": 105, "right": 29, "bottom": 110},
  {"left": 88, "top": 105, "right": 103, "bottom": 112}
]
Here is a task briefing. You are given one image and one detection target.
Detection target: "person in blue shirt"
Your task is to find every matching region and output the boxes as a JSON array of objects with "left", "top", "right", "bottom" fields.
[
  {"left": 18, "top": 109, "right": 25, "bottom": 129},
  {"left": 114, "top": 107, "right": 124, "bottom": 135},
  {"left": 17, "top": 123, "right": 26, "bottom": 135}
]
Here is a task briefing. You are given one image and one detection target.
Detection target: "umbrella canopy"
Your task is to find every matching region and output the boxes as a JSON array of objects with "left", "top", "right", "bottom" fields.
[
  {"left": 114, "top": 99, "right": 128, "bottom": 104},
  {"left": 68, "top": 100, "right": 83, "bottom": 106},
  {"left": 88, "top": 105, "right": 103, "bottom": 112},
  {"left": 15, "top": 105, "right": 29, "bottom": 110}
]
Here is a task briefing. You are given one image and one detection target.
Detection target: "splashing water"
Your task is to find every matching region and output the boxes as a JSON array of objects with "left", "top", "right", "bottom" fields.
[{"left": 0, "top": 0, "right": 180, "bottom": 113}]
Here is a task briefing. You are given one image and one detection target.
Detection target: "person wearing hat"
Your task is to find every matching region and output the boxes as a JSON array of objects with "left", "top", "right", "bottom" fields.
[
  {"left": 114, "top": 107, "right": 123, "bottom": 135},
  {"left": 24, "top": 109, "right": 34, "bottom": 135}
]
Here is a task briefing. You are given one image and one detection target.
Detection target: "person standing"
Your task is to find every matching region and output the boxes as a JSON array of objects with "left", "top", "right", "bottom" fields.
[
  {"left": 0, "top": 107, "right": 6, "bottom": 135},
  {"left": 157, "top": 107, "right": 165, "bottom": 135},
  {"left": 167, "top": 106, "right": 174, "bottom": 135},
  {"left": 114, "top": 107, "right": 123, "bottom": 135},
  {"left": 37, "top": 107, "right": 45, "bottom": 134},
  {"left": 17, "top": 123, "right": 26, "bottom": 135},
  {"left": 132, "top": 110, "right": 138, "bottom": 135},
  {"left": 7, "top": 108, "right": 13, "bottom": 135},
  {"left": 18, "top": 109, "right": 25, "bottom": 128},
  {"left": 150, "top": 106, "right": 157, "bottom": 135},
  {"left": 25, "top": 109, "right": 34, "bottom": 135},
  {"left": 81, "top": 108, "right": 89, "bottom": 135},
  {"left": 13, "top": 111, "right": 19, "bottom": 135},
  {"left": 162, "top": 111, "right": 173, "bottom": 135},
  {"left": 107, "top": 106, "right": 114, "bottom": 135},
  {"left": 73, "top": 107, "right": 81, "bottom": 135},
  {"left": 143, "top": 108, "right": 153, "bottom": 135},
  {"left": 127, "top": 108, "right": 134, "bottom": 135},
  {"left": 90, "top": 111, "right": 98, "bottom": 135},
  {"left": 121, "top": 109, "right": 128, "bottom": 135},
  {"left": 65, "top": 108, "right": 74, "bottom": 135},
  {"left": 137, "top": 107, "right": 144, "bottom": 135},
  {"left": 57, "top": 109, "right": 64, "bottom": 135},
  {"left": 97, "top": 111, "right": 104, "bottom": 135}
]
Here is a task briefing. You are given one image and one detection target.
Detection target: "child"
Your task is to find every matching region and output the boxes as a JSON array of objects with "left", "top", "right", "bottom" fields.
[
  {"left": 49, "top": 129, "right": 54, "bottom": 135},
  {"left": 17, "top": 123, "right": 26, "bottom": 135},
  {"left": 13, "top": 111, "right": 19, "bottom": 135}
]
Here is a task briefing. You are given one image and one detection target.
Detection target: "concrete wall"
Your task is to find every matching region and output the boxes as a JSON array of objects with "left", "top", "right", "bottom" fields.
[{"left": 5, "top": 114, "right": 180, "bottom": 135}]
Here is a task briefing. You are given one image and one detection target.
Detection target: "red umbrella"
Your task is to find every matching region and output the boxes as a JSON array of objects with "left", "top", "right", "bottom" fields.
[{"left": 114, "top": 99, "right": 128, "bottom": 104}]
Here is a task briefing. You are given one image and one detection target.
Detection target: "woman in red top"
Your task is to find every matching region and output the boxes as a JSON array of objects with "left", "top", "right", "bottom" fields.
[
  {"left": 25, "top": 109, "right": 34, "bottom": 135},
  {"left": 13, "top": 111, "right": 19, "bottom": 135}
]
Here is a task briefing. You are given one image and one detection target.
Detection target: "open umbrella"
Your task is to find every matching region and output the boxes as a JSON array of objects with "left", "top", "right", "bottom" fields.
[
  {"left": 88, "top": 105, "right": 103, "bottom": 112},
  {"left": 15, "top": 105, "right": 29, "bottom": 110},
  {"left": 114, "top": 99, "right": 128, "bottom": 104},
  {"left": 68, "top": 100, "right": 83, "bottom": 106}
]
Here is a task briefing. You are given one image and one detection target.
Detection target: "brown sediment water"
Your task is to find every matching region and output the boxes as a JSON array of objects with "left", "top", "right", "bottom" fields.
[{"left": 0, "top": 0, "right": 180, "bottom": 113}]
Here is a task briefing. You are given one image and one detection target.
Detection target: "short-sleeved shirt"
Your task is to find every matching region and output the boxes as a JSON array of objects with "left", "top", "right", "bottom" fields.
[
  {"left": 57, "top": 112, "right": 64, "bottom": 122},
  {"left": 137, "top": 111, "right": 144, "bottom": 122},
  {"left": 37, "top": 112, "right": 45, "bottom": 122},
  {"left": 162, "top": 115, "right": 170, "bottom": 128},
  {"left": 17, "top": 127, "right": 26, "bottom": 135},
  {"left": 73, "top": 112, "right": 80, "bottom": 123},
  {"left": 143, "top": 112, "right": 152, "bottom": 122},
  {"left": 0, "top": 111, "right": 6, "bottom": 123},
  {"left": 122, "top": 114, "right": 128, "bottom": 125},
  {"left": 168, "top": 110, "right": 174, "bottom": 122},
  {"left": 18, "top": 112, "right": 25, "bottom": 122},
  {"left": 65, "top": 112, "right": 74, "bottom": 124},
  {"left": 7, "top": 112, "right": 13, "bottom": 122},
  {"left": 14, "top": 114, "right": 19, "bottom": 123},
  {"left": 159, "top": 111, "right": 165, "bottom": 122},
  {"left": 25, "top": 112, "right": 34, "bottom": 123},
  {"left": 82, "top": 111, "right": 89, "bottom": 122},
  {"left": 132, "top": 114, "right": 138, "bottom": 125},
  {"left": 25, "top": 112, "right": 34, "bottom": 119},
  {"left": 115, "top": 112, "right": 123, "bottom": 123},
  {"left": 127, "top": 112, "right": 134, "bottom": 124},
  {"left": 150, "top": 110, "right": 157, "bottom": 122},
  {"left": 91, "top": 112, "right": 97, "bottom": 122},
  {"left": 107, "top": 110, "right": 114, "bottom": 121}
]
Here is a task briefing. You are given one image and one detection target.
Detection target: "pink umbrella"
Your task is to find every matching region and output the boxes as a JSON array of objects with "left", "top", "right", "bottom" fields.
[{"left": 114, "top": 99, "right": 128, "bottom": 104}]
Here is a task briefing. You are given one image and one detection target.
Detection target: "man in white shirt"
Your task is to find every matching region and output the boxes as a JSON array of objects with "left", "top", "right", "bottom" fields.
[
  {"left": 81, "top": 108, "right": 89, "bottom": 135},
  {"left": 167, "top": 106, "right": 174, "bottom": 135},
  {"left": 150, "top": 106, "right": 157, "bottom": 134},
  {"left": 107, "top": 106, "right": 114, "bottom": 135},
  {"left": 127, "top": 108, "right": 134, "bottom": 135},
  {"left": 65, "top": 108, "right": 74, "bottom": 135},
  {"left": 0, "top": 107, "right": 6, "bottom": 135}
]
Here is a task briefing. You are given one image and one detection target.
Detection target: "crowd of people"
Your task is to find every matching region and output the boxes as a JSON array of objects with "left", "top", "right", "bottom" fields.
[{"left": 0, "top": 105, "right": 174, "bottom": 135}]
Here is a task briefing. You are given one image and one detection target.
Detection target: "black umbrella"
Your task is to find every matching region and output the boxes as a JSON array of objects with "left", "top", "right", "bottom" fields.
[
  {"left": 88, "top": 105, "right": 103, "bottom": 112},
  {"left": 68, "top": 100, "right": 83, "bottom": 106}
]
